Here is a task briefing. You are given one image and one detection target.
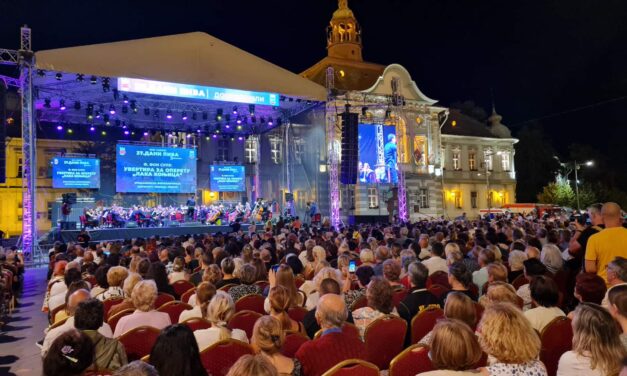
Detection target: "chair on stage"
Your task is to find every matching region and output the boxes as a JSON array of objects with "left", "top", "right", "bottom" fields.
[
  {"left": 157, "top": 301, "right": 193, "bottom": 324},
  {"left": 227, "top": 310, "right": 262, "bottom": 339},
  {"left": 364, "top": 315, "right": 407, "bottom": 370},
  {"left": 199, "top": 339, "right": 254, "bottom": 376},
  {"left": 322, "top": 359, "right": 379, "bottom": 376},
  {"left": 411, "top": 307, "right": 444, "bottom": 344},
  {"left": 118, "top": 326, "right": 161, "bottom": 361}
]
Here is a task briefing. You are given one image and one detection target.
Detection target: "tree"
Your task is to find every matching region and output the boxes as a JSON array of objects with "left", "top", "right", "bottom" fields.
[
  {"left": 537, "top": 181, "right": 575, "bottom": 207},
  {"left": 514, "top": 125, "right": 560, "bottom": 202}
]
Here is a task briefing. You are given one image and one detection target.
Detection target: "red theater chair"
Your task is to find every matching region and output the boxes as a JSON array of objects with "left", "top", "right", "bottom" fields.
[
  {"left": 154, "top": 292, "right": 175, "bottom": 309},
  {"left": 157, "top": 300, "right": 192, "bottom": 323},
  {"left": 322, "top": 359, "right": 379, "bottom": 376},
  {"left": 118, "top": 326, "right": 161, "bottom": 361},
  {"left": 199, "top": 339, "right": 253, "bottom": 376},
  {"left": 388, "top": 344, "right": 433, "bottom": 376},
  {"left": 411, "top": 307, "right": 444, "bottom": 344},
  {"left": 281, "top": 332, "right": 310, "bottom": 358},
  {"left": 227, "top": 310, "right": 262, "bottom": 339},
  {"left": 364, "top": 315, "right": 407, "bottom": 370},
  {"left": 540, "top": 316, "right": 573, "bottom": 376},
  {"left": 234, "top": 294, "right": 265, "bottom": 314},
  {"left": 182, "top": 317, "right": 212, "bottom": 332},
  {"left": 171, "top": 280, "right": 195, "bottom": 298}
]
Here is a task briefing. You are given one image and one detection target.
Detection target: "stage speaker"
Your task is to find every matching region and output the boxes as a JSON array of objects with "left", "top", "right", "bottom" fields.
[
  {"left": 60, "top": 221, "right": 77, "bottom": 230},
  {"left": 182, "top": 221, "right": 201, "bottom": 227},
  {"left": 340, "top": 111, "right": 359, "bottom": 185},
  {"left": 125, "top": 221, "right": 138, "bottom": 228}
]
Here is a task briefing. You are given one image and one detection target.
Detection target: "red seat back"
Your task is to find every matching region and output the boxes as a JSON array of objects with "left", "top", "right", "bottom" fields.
[
  {"left": 427, "top": 284, "right": 450, "bottom": 299},
  {"left": 154, "top": 293, "right": 175, "bottom": 309},
  {"left": 234, "top": 294, "right": 265, "bottom": 314},
  {"left": 281, "top": 332, "right": 310, "bottom": 358},
  {"left": 102, "top": 297, "right": 124, "bottom": 320},
  {"left": 288, "top": 306, "right": 309, "bottom": 323},
  {"left": 473, "top": 302, "right": 484, "bottom": 327},
  {"left": 157, "top": 300, "right": 192, "bottom": 323},
  {"left": 350, "top": 295, "right": 368, "bottom": 311},
  {"left": 512, "top": 274, "right": 529, "bottom": 290},
  {"left": 324, "top": 359, "right": 379, "bottom": 376},
  {"left": 411, "top": 307, "right": 444, "bottom": 344},
  {"left": 199, "top": 339, "right": 253, "bottom": 376},
  {"left": 171, "top": 280, "right": 195, "bottom": 298},
  {"left": 294, "top": 275, "right": 306, "bottom": 289},
  {"left": 364, "top": 315, "right": 407, "bottom": 370},
  {"left": 392, "top": 289, "right": 408, "bottom": 308},
  {"left": 540, "top": 316, "right": 573, "bottom": 376},
  {"left": 182, "top": 317, "right": 212, "bottom": 332},
  {"left": 426, "top": 271, "right": 451, "bottom": 289},
  {"left": 118, "top": 326, "right": 161, "bottom": 361},
  {"left": 389, "top": 345, "right": 433, "bottom": 376},
  {"left": 106, "top": 308, "right": 134, "bottom": 332},
  {"left": 219, "top": 284, "right": 236, "bottom": 293},
  {"left": 180, "top": 288, "right": 195, "bottom": 304},
  {"left": 227, "top": 310, "right": 262, "bottom": 339},
  {"left": 254, "top": 280, "right": 269, "bottom": 291}
]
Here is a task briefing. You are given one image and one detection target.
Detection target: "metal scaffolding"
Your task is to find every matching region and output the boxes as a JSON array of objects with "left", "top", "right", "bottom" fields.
[{"left": 325, "top": 67, "right": 340, "bottom": 228}]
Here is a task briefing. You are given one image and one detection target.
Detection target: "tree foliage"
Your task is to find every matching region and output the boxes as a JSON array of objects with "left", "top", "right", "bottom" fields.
[{"left": 537, "top": 181, "right": 575, "bottom": 207}]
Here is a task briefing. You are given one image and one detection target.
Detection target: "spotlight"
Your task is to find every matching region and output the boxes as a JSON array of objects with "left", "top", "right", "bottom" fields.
[
  {"left": 236, "top": 117, "right": 242, "bottom": 125},
  {"left": 90, "top": 76, "right": 98, "bottom": 85},
  {"left": 124, "top": 130, "right": 130, "bottom": 135},
  {"left": 122, "top": 95, "right": 129, "bottom": 104},
  {"left": 237, "top": 125, "right": 242, "bottom": 130},
  {"left": 109, "top": 105, "right": 116, "bottom": 115},
  {"left": 216, "top": 109, "right": 223, "bottom": 121},
  {"left": 56, "top": 125, "right": 63, "bottom": 131},
  {"left": 76, "top": 74, "right": 84, "bottom": 82},
  {"left": 166, "top": 110, "right": 173, "bottom": 120},
  {"left": 130, "top": 100, "right": 137, "bottom": 113},
  {"left": 87, "top": 109, "right": 94, "bottom": 121},
  {"left": 90, "top": 126, "right": 96, "bottom": 132},
  {"left": 143, "top": 131, "right": 149, "bottom": 136},
  {"left": 268, "top": 117, "right": 273, "bottom": 126},
  {"left": 59, "top": 100, "right": 66, "bottom": 111},
  {"left": 144, "top": 108, "right": 150, "bottom": 116},
  {"left": 67, "top": 128, "right": 73, "bottom": 134},
  {"left": 202, "top": 112, "right": 208, "bottom": 120},
  {"left": 212, "top": 134, "right": 218, "bottom": 139},
  {"left": 101, "top": 131, "right": 107, "bottom": 136},
  {"left": 37, "top": 69, "right": 45, "bottom": 77},
  {"left": 95, "top": 111, "right": 101, "bottom": 119},
  {"left": 232, "top": 106, "right": 238, "bottom": 114},
  {"left": 74, "top": 101, "right": 81, "bottom": 110},
  {"left": 186, "top": 134, "right": 192, "bottom": 138},
  {"left": 248, "top": 104, "right": 255, "bottom": 115},
  {"left": 182, "top": 112, "right": 188, "bottom": 121},
  {"left": 225, "top": 124, "right": 230, "bottom": 129},
  {"left": 44, "top": 98, "right": 51, "bottom": 108},
  {"left": 238, "top": 136, "right": 243, "bottom": 141},
  {"left": 103, "top": 114, "right": 110, "bottom": 125},
  {"left": 230, "top": 137, "right": 235, "bottom": 141},
  {"left": 55, "top": 72, "right": 62, "bottom": 80},
  {"left": 361, "top": 106, "right": 368, "bottom": 116},
  {"left": 196, "top": 129, "right": 201, "bottom": 133}
]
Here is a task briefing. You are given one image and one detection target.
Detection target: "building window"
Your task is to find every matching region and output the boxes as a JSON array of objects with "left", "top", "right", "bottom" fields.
[
  {"left": 217, "top": 140, "right": 229, "bottom": 161},
  {"left": 455, "top": 192, "right": 462, "bottom": 209},
  {"left": 294, "top": 139, "right": 305, "bottom": 164},
  {"left": 343, "top": 187, "right": 355, "bottom": 210},
  {"left": 17, "top": 157, "right": 23, "bottom": 178},
  {"left": 471, "top": 191, "right": 477, "bottom": 208},
  {"left": 468, "top": 152, "right": 476, "bottom": 170},
  {"left": 452, "top": 151, "right": 460, "bottom": 170},
  {"left": 368, "top": 187, "right": 379, "bottom": 208},
  {"left": 484, "top": 151, "right": 493, "bottom": 171},
  {"left": 419, "top": 188, "right": 429, "bottom": 208},
  {"left": 270, "top": 136, "right": 283, "bottom": 164},
  {"left": 244, "top": 138, "right": 257, "bottom": 164},
  {"left": 501, "top": 152, "right": 510, "bottom": 171}
]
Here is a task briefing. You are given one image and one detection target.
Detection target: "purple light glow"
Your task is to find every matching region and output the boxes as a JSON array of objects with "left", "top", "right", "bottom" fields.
[
  {"left": 236, "top": 119, "right": 242, "bottom": 124},
  {"left": 225, "top": 124, "right": 230, "bottom": 129},
  {"left": 124, "top": 130, "right": 130, "bottom": 135},
  {"left": 238, "top": 136, "right": 244, "bottom": 141},
  {"left": 166, "top": 114, "right": 173, "bottom": 120},
  {"left": 90, "top": 126, "right": 96, "bottom": 131},
  {"left": 143, "top": 132, "right": 149, "bottom": 136},
  {"left": 268, "top": 121, "right": 273, "bottom": 126},
  {"left": 212, "top": 134, "right": 218, "bottom": 139},
  {"left": 110, "top": 109, "right": 116, "bottom": 115},
  {"left": 196, "top": 129, "right": 201, "bottom": 133},
  {"left": 56, "top": 125, "right": 63, "bottom": 131},
  {"left": 182, "top": 115, "right": 188, "bottom": 121},
  {"left": 60, "top": 105, "right": 66, "bottom": 111},
  {"left": 186, "top": 134, "right": 192, "bottom": 138}
]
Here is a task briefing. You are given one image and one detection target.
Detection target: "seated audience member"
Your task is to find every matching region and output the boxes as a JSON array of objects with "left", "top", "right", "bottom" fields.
[
  {"left": 189, "top": 264, "right": 222, "bottom": 306},
  {"left": 190, "top": 252, "right": 214, "bottom": 286},
  {"left": 304, "top": 267, "right": 341, "bottom": 311},
  {"left": 422, "top": 242, "right": 449, "bottom": 276},
  {"left": 517, "top": 258, "right": 548, "bottom": 310},
  {"left": 43, "top": 260, "right": 68, "bottom": 313},
  {"left": 147, "top": 262, "right": 177, "bottom": 297},
  {"left": 49, "top": 268, "right": 83, "bottom": 313},
  {"left": 150, "top": 324, "right": 208, "bottom": 376},
  {"left": 269, "top": 286, "right": 306, "bottom": 335},
  {"left": 524, "top": 275, "right": 565, "bottom": 332},
  {"left": 398, "top": 262, "right": 440, "bottom": 330},
  {"left": 382, "top": 259, "right": 404, "bottom": 290},
  {"left": 113, "top": 280, "right": 171, "bottom": 337},
  {"left": 541, "top": 244, "right": 564, "bottom": 274},
  {"left": 53, "top": 280, "right": 90, "bottom": 324},
  {"left": 109, "top": 273, "right": 142, "bottom": 318},
  {"left": 525, "top": 246, "right": 541, "bottom": 260},
  {"left": 91, "top": 265, "right": 111, "bottom": 299},
  {"left": 574, "top": 272, "right": 607, "bottom": 306},
  {"left": 477, "top": 303, "right": 547, "bottom": 375},
  {"left": 485, "top": 263, "right": 508, "bottom": 287},
  {"left": 558, "top": 303, "right": 626, "bottom": 376},
  {"left": 229, "top": 264, "right": 263, "bottom": 302},
  {"left": 98, "top": 266, "right": 129, "bottom": 301},
  {"left": 507, "top": 250, "right": 528, "bottom": 283},
  {"left": 252, "top": 315, "right": 302, "bottom": 376},
  {"left": 74, "top": 298, "right": 128, "bottom": 371},
  {"left": 167, "top": 257, "right": 188, "bottom": 284},
  {"left": 352, "top": 276, "right": 399, "bottom": 339},
  {"left": 444, "top": 262, "right": 478, "bottom": 303},
  {"left": 472, "top": 249, "right": 496, "bottom": 294},
  {"left": 481, "top": 282, "right": 520, "bottom": 307},
  {"left": 194, "top": 291, "right": 248, "bottom": 350},
  {"left": 420, "top": 319, "right": 483, "bottom": 376},
  {"left": 602, "top": 257, "right": 627, "bottom": 309},
  {"left": 113, "top": 360, "right": 159, "bottom": 376},
  {"left": 215, "top": 257, "right": 240, "bottom": 288},
  {"left": 419, "top": 291, "right": 477, "bottom": 346},
  {"left": 42, "top": 289, "right": 113, "bottom": 356},
  {"left": 226, "top": 354, "right": 279, "bottom": 376},
  {"left": 608, "top": 285, "right": 627, "bottom": 350},
  {"left": 304, "top": 278, "right": 355, "bottom": 339},
  {"left": 179, "top": 282, "right": 216, "bottom": 323},
  {"left": 342, "top": 265, "right": 374, "bottom": 310},
  {"left": 43, "top": 329, "right": 94, "bottom": 376},
  {"left": 295, "top": 294, "right": 367, "bottom": 376}
]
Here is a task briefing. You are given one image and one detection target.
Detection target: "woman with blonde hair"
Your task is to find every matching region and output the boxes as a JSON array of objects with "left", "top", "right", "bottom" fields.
[
  {"left": 193, "top": 291, "right": 248, "bottom": 350},
  {"left": 265, "top": 265, "right": 303, "bottom": 313},
  {"left": 188, "top": 264, "right": 222, "bottom": 307},
  {"left": 268, "top": 286, "right": 306, "bottom": 335},
  {"left": 168, "top": 257, "right": 188, "bottom": 284},
  {"left": 557, "top": 303, "right": 625, "bottom": 376},
  {"left": 477, "top": 303, "right": 547, "bottom": 375},
  {"left": 481, "top": 282, "right": 521, "bottom": 308},
  {"left": 109, "top": 272, "right": 142, "bottom": 317},
  {"left": 178, "top": 282, "right": 217, "bottom": 323},
  {"left": 420, "top": 319, "right": 483, "bottom": 375},
  {"left": 113, "top": 280, "right": 171, "bottom": 337},
  {"left": 252, "top": 316, "right": 302, "bottom": 376},
  {"left": 98, "top": 266, "right": 129, "bottom": 301},
  {"left": 226, "top": 354, "right": 278, "bottom": 376},
  {"left": 420, "top": 291, "right": 477, "bottom": 345}
]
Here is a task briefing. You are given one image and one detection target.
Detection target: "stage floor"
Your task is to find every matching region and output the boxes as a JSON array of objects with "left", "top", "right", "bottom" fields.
[{"left": 60, "top": 224, "right": 249, "bottom": 242}]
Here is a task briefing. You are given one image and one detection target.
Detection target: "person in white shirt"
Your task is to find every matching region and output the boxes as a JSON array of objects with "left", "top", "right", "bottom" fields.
[
  {"left": 602, "top": 257, "right": 627, "bottom": 309},
  {"left": 41, "top": 289, "right": 113, "bottom": 356},
  {"left": 178, "top": 282, "right": 216, "bottom": 323},
  {"left": 194, "top": 291, "right": 248, "bottom": 350},
  {"left": 97, "top": 266, "right": 128, "bottom": 301},
  {"left": 417, "top": 234, "right": 431, "bottom": 260},
  {"left": 421, "top": 243, "right": 449, "bottom": 276},
  {"left": 557, "top": 303, "right": 625, "bottom": 376},
  {"left": 472, "top": 248, "right": 496, "bottom": 294},
  {"left": 113, "top": 280, "right": 171, "bottom": 338},
  {"left": 524, "top": 275, "right": 565, "bottom": 333}
]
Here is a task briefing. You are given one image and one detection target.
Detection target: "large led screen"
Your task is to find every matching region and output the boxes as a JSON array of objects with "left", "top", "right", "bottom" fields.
[
  {"left": 116, "top": 144, "right": 197, "bottom": 193},
  {"left": 52, "top": 157, "right": 100, "bottom": 189},
  {"left": 210, "top": 165, "right": 245, "bottom": 192},
  {"left": 358, "top": 124, "right": 398, "bottom": 184}
]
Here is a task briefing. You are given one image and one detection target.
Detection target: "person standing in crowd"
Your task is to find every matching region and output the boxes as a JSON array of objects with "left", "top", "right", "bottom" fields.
[
  {"left": 568, "top": 203, "right": 604, "bottom": 270},
  {"left": 586, "top": 202, "right": 627, "bottom": 285}
]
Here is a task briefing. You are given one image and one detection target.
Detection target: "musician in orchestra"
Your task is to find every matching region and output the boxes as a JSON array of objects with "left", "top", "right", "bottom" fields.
[{"left": 186, "top": 195, "right": 196, "bottom": 220}]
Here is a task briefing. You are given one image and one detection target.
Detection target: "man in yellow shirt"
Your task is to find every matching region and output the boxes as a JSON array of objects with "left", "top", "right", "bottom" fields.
[{"left": 585, "top": 202, "right": 627, "bottom": 285}]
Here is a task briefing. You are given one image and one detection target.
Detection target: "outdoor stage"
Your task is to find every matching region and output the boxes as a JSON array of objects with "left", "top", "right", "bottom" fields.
[{"left": 59, "top": 224, "right": 250, "bottom": 242}]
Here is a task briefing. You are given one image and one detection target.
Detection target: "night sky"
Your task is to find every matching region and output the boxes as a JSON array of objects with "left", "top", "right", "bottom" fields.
[{"left": 1, "top": 0, "right": 626, "bottom": 155}]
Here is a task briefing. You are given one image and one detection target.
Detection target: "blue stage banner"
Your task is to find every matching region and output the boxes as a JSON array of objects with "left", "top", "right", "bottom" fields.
[
  {"left": 52, "top": 157, "right": 101, "bottom": 189},
  {"left": 117, "top": 77, "right": 280, "bottom": 107},
  {"left": 116, "top": 144, "right": 197, "bottom": 193},
  {"left": 210, "top": 165, "right": 245, "bottom": 192}
]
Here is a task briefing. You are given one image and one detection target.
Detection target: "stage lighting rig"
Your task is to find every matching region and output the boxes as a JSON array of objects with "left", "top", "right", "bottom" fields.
[
  {"left": 55, "top": 72, "right": 62, "bottom": 80},
  {"left": 76, "top": 74, "right": 84, "bottom": 82},
  {"left": 102, "top": 77, "right": 110, "bottom": 92},
  {"left": 90, "top": 76, "right": 98, "bottom": 85},
  {"left": 59, "top": 100, "right": 66, "bottom": 111},
  {"left": 216, "top": 109, "right": 223, "bottom": 121}
]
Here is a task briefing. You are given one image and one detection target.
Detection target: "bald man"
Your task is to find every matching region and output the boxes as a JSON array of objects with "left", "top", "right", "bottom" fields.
[
  {"left": 586, "top": 202, "right": 627, "bottom": 285},
  {"left": 41, "top": 289, "right": 113, "bottom": 356},
  {"left": 296, "top": 294, "right": 366, "bottom": 376}
]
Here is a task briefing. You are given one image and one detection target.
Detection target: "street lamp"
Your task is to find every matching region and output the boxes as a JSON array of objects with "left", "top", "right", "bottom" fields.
[{"left": 558, "top": 159, "right": 594, "bottom": 212}]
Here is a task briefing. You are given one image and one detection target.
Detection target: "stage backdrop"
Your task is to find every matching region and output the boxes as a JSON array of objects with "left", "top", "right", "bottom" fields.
[
  {"left": 52, "top": 157, "right": 100, "bottom": 189},
  {"left": 358, "top": 124, "right": 398, "bottom": 184},
  {"left": 116, "top": 144, "right": 197, "bottom": 193},
  {"left": 210, "top": 165, "right": 245, "bottom": 192}
]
